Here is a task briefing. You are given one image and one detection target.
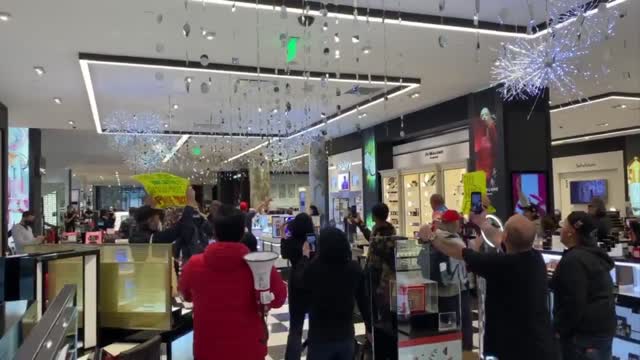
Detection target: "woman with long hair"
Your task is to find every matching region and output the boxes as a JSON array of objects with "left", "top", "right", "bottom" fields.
[
  {"left": 281, "top": 213, "right": 315, "bottom": 360},
  {"left": 550, "top": 211, "right": 616, "bottom": 360}
]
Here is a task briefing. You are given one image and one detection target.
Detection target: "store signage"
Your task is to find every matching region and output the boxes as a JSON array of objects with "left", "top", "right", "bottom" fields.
[
  {"left": 576, "top": 162, "right": 597, "bottom": 169},
  {"left": 393, "top": 142, "right": 469, "bottom": 169},
  {"left": 424, "top": 149, "right": 445, "bottom": 159},
  {"left": 337, "top": 160, "right": 352, "bottom": 171}
]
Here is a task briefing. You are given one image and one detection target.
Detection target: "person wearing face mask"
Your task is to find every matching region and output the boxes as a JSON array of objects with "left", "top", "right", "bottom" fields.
[
  {"left": 550, "top": 211, "right": 616, "bottom": 360},
  {"left": 11, "top": 211, "right": 45, "bottom": 254}
]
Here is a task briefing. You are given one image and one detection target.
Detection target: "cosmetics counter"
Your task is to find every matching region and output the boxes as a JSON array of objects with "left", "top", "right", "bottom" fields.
[
  {"left": 380, "top": 165, "right": 466, "bottom": 239},
  {"left": 20, "top": 243, "right": 193, "bottom": 359},
  {"left": 367, "top": 236, "right": 464, "bottom": 359},
  {"left": 541, "top": 249, "right": 640, "bottom": 359}
]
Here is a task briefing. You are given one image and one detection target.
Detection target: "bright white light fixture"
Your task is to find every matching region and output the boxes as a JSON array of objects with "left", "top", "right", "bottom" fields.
[
  {"left": 68, "top": 120, "right": 75, "bottom": 125},
  {"left": 0, "top": 12, "right": 11, "bottom": 22},
  {"left": 33, "top": 66, "right": 45, "bottom": 76},
  {"left": 552, "top": 127, "right": 640, "bottom": 145},
  {"left": 53, "top": 97, "right": 62, "bottom": 105},
  {"left": 410, "top": 92, "right": 420, "bottom": 99},
  {"left": 550, "top": 95, "right": 640, "bottom": 113},
  {"left": 163, "top": 135, "right": 190, "bottom": 163},
  {"left": 172, "top": 104, "right": 180, "bottom": 110}
]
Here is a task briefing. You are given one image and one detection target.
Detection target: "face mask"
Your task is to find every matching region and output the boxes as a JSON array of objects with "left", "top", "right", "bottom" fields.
[{"left": 24, "top": 220, "right": 34, "bottom": 227}]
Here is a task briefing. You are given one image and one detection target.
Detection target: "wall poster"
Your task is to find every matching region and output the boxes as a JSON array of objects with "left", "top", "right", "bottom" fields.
[{"left": 8, "top": 128, "right": 29, "bottom": 227}]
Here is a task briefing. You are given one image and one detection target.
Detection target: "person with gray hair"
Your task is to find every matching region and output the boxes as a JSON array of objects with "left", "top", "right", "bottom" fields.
[{"left": 419, "top": 214, "right": 557, "bottom": 360}]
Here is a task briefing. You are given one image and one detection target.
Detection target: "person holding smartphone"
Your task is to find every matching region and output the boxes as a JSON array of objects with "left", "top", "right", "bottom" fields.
[
  {"left": 281, "top": 213, "right": 316, "bottom": 360},
  {"left": 297, "top": 228, "right": 371, "bottom": 360}
]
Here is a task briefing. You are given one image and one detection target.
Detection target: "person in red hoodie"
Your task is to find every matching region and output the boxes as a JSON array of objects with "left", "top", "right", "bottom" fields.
[{"left": 179, "top": 204, "right": 287, "bottom": 360}]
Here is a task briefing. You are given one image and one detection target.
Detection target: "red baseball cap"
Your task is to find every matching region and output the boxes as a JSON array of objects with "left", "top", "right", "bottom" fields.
[
  {"left": 441, "top": 210, "right": 461, "bottom": 223},
  {"left": 239, "top": 201, "right": 249, "bottom": 212}
]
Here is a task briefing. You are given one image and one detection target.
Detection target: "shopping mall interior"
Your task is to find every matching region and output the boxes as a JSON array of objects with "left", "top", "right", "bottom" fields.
[{"left": 0, "top": 0, "right": 639, "bottom": 359}]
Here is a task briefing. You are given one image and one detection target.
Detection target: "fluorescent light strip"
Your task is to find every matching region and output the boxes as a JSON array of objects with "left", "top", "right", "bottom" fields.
[
  {"left": 103, "top": 131, "right": 277, "bottom": 139},
  {"left": 288, "top": 153, "right": 309, "bottom": 161},
  {"left": 162, "top": 135, "right": 190, "bottom": 163},
  {"left": 550, "top": 95, "right": 640, "bottom": 113},
  {"left": 79, "top": 60, "right": 103, "bottom": 134},
  {"left": 225, "top": 141, "right": 270, "bottom": 163},
  {"left": 197, "top": 0, "right": 629, "bottom": 39},
  {"left": 551, "top": 127, "right": 640, "bottom": 145},
  {"left": 198, "top": 0, "right": 528, "bottom": 38},
  {"left": 531, "top": 0, "right": 629, "bottom": 39},
  {"left": 82, "top": 59, "right": 415, "bottom": 87},
  {"left": 288, "top": 84, "right": 419, "bottom": 140}
]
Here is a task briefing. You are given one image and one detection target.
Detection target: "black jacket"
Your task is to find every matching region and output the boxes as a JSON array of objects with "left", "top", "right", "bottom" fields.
[
  {"left": 592, "top": 215, "right": 612, "bottom": 241},
  {"left": 550, "top": 245, "right": 616, "bottom": 339},
  {"left": 281, "top": 235, "right": 310, "bottom": 305},
  {"left": 295, "top": 230, "right": 371, "bottom": 343}
]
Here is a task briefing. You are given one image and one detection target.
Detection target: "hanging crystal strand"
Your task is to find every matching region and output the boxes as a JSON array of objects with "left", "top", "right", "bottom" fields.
[
  {"left": 526, "top": 0, "right": 535, "bottom": 35},
  {"left": 474, "top": 0, "right": 481, "bottom": 63},
  {"left": 438, "top": 0, "right": 447, "bottom": 48},
  {"left": 366, "top": 1, "right": 372, "bottom": 83}
]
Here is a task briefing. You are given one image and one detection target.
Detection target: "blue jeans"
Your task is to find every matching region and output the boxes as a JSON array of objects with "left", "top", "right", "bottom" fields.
[
  {"left": 307, "top": 339, "right": 355, "bottom": 360},
  {"left": 561, "top": 335, "right": 612, "bottom": 360}
]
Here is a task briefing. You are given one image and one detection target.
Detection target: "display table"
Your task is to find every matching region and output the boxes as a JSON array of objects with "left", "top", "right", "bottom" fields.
[{"left": 541, "top": 250, "right": 640, "bottom": 358}]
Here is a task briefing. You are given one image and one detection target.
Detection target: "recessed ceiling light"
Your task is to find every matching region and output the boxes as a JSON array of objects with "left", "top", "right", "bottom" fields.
[
  {"left": 351, "top": 35, "right": 360, "bottom": 43},
  {"left": 203, "top": 31, "right": 216, "bottom": 40},
  {"left": 0, "top": 12, "right": 11, "bottom": 22},
  {"left": 410, "top": 92, "right": 420, "bottom": 99},
  {"left": 358, "top": 113, "right": 367, "bottom": 119},
  {"left": 613, "top": 104, "right": 628, "bottom": 109},
  {"left": 172, "top": 104, "right": 179, "bottom": 110},
  {"left": 597, "top": 122, "right": 609, "bottom": 127},
  {"left": 164, "top": 123, "right": 169, "bottom": 128},
  {"left": 53, "top": 97, "right": 62, "bottom": 104},
  {"left": 68, "top": 120, "right": 75, "bottom": 125},
  {"left": 361, "top": 46, "right": 372, "bottom": 55},
  {"left": 33, "top": 66, "right": 45, "bottom": 76}
]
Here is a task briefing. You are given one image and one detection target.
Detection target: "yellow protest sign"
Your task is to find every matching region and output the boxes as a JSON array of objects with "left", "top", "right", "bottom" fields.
[
  {"left": 462, "top": 171, "right": 496, "bottom": 214},
  {"left": 132, "top": 172, "right": 190, "bottom": 208}
]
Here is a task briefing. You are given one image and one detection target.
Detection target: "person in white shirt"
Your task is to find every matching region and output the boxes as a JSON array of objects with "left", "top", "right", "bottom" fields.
[{"left": 11, "top": 211, "right": 43, "bottom": 253}]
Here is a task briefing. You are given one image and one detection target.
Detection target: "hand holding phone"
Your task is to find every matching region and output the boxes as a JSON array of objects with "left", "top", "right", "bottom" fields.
[
  {"left": 306, "top": 233, "right": 317, "bottom": 252},
  {"left": 471, "top": 192, "right": 483, "bottom": 214}
]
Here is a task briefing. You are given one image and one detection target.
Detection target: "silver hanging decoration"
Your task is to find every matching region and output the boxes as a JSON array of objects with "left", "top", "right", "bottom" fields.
[
  {"left": 183, "top": 22, "right": 191, "bottom": 37},
  {"left": 526, "top": 0, "right": 535, "bottom": 35},
  {"left": 200, "top": 81, "right": 210, "bottom": 94},
  {"left": 438, "top": 35, "right": 448, "bottom": 48},
  {"left": 200, "top": 54, "right": 209, "bottom": 66},
  {"left": 438, "top": 0, "right": 446, "bottom": 12},
  {"left": 280, "top": 5, "right": 288, "bottom": 19},
  {"left": 185, "top": 76, "right": 193, "bottom": 93},
  {"left": 474, "top": 0, "right": 480, "bottom": 26}
]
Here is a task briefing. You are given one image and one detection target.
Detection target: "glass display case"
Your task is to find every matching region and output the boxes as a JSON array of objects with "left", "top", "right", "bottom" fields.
[
  {"left": 366, "top": 235, "right": 463, "bottom": 360},
  {"left": 403, "top": 174, "right": 422, "bottom": 238},
  {"left": 419, "top": 172, "right": 438, "bottom": 225},
  {"left": 444, "top": 167, "right": 467, "bottom": 214},
  {"left": 382, "top": 172, "right": 401, "bottom": 234}
]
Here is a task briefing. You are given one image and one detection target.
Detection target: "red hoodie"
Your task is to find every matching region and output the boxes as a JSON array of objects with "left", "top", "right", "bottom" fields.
[{"left": 179, "top": 242, "right": 287, "bottom": 360}]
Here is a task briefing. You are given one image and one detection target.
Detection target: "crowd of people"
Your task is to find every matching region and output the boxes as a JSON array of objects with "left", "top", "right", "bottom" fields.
[{"left": 10, "top": 184, "right": 636, "bottom": 360}]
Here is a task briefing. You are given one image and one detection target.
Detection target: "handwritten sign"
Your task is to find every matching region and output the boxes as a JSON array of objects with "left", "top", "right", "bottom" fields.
[
  {"left": 461, "top": 171, "right": 496, "bottom": 214},
  {"left": 132, "top": 172, "right": 189, "bottom": 208}
]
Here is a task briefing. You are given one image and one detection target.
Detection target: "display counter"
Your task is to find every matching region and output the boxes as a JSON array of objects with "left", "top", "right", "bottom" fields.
[
  {"left": 19, "top": 245, "right": 99, "bottom": 349},
  {"left": 541, "top": 249, "right": 640, "bottom": 358},
  {"left": 367, "top": 236, "right": 464, "bottom": 359},
  {"left": 24, "top": 243, "right": 174, "bottom": 332}
]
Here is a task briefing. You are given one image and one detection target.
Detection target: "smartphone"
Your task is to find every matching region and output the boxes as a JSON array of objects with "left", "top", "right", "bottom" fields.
[
  {"left": 350, "top": 205, "right": 358, "bottom": 218},
  {"left": 306, "top": 233, "right": 317, "bottom": 251},
  {"left": 471, "top": 192, "right": 483, "bottom": 214}
]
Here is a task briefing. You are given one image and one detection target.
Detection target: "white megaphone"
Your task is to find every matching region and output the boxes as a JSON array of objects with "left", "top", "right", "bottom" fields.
[{"left": 244, "top": 252, "right": 279, "bottom": 304}]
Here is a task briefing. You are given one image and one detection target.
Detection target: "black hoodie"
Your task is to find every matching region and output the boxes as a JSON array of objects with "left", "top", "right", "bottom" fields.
[
  {"left": 550, "top": 245, "right": 616, "bottom": 339},
  {"left": 295, "top": 227, "right": 371, "bottom": 343}
]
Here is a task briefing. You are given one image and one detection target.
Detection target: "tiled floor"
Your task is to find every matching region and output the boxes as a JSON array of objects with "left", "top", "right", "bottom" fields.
[{"left": 265, "top": 302, "right": 367, "bottom": 360}]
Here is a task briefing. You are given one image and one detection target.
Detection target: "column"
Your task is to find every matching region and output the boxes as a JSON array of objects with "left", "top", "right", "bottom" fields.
[
  {"left": 0, "top": 102, "right": 8, "bottom": 254},
  {"left": 29, "top": 129, "right": 43, "bottom": 234},
  {"left": 309, "top": 136, "right": 329, "bottom": 224},
  {"left": 249, "top": 163, "right": 271, "bottom": 209},
  {"left": 468, "top": 86, "right": 552, "bottom": 220}
]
